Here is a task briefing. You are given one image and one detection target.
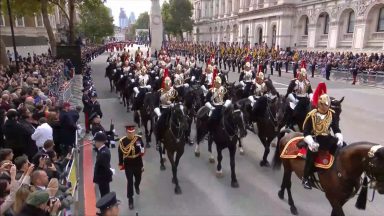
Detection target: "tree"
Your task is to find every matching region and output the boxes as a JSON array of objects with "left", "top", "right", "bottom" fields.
[
  {"left": 0, "top": 0, "right": 57, "bottom": 56},
  {"left": 78, "top": 0, "right": 114, "bottom": 44},
  {"left": 135, "top": 12, "right": 149, "bottom": 29},
  {"left": 161, "top": 0, "right": 193, "bottom": 41}
]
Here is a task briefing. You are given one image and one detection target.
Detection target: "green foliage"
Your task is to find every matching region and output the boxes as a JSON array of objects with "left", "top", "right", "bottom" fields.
[
  {"left": 78, "top": 0, "right": 114, "bottom": 43},
  {"left": 0, "top": 0, "right": 48, "bottom": 17},
  {"left": 135, "top": 12, "right": 149, "bottom": 29},
  {"left": 161, "top": 0, "right": 194, "bottom": 39}
]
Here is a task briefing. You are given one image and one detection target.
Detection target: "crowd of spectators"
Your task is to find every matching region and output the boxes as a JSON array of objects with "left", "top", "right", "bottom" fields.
[{"left": 0, "top": 44, "right": 105, "bottom": 216}]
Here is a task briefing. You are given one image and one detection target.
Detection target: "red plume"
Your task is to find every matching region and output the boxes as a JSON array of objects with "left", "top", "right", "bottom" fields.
[
  {"left": 161, "top": 68, "right": 169, "bottom": 89},
  {"left": 245, "top": 56, "right": 250, "bottom": 63},
  {"left": 258, "top": 64, "right": 263, "bottom": 73},
  {"left": 312, "top": 82, "right": 327, "bottom": 107},
  {"left": 300, "top": 59, "right": 306, "bottom": 69},
  {"left": 211, "top": 67, "right": 218, "bottom": 88}
]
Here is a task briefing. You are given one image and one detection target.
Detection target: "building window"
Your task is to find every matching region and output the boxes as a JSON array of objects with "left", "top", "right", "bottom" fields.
[
  {"left": 35, "top": 13, "right": 44, "bottom": 27},
  {"left": 0, "top": 14, "right": 5, "bottom": 27},
  {"left": 378, "top": 7, "right": 384, "bottom": 32},
  {"left": 323, "top": 14, "right": 329, "bottom": 34},
  {"left": 15, "top": 16, "right": 24, "bottom": 27},
  {"left": 347, "top": 11, "right": 355, "bottom": 33},
  {"left": 304, "top": 17, "right": 309, "bottom": 35}
]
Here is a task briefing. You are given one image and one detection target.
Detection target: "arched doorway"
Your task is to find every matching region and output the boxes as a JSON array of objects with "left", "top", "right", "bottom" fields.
[
  {"left": 315, "top": 12, "right": 330, "bottom": 48},
  {"left": 271, "top": 25, "right": 277, "bottom": 47},
  {"left": 364, "top": 3, "right": 384, "bottom": 48},
  {"left": 337, "top": 9, "right": 355, "bottom": 48},
  {"left": 257, "top": 27, "right": 263, "bottom": 45},
  {"left": 296, "top": 15, "right": 309, "bottom": 48}
]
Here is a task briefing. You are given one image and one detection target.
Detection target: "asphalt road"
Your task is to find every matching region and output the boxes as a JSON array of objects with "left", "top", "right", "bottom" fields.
[{"left": 87, "top": 45, "right": 384, "bottom": 216}]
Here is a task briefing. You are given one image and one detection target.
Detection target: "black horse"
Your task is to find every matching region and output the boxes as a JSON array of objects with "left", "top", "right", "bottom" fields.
[
  {"left": 134, "top": 91, "right": 157, "bottom": 148},
  {"left": 183, "top": 85, "right": 204, "bottom": 145},
  {"left": 158, "top": 103, "right": 188, "bottom": 194},
  {"left": 105, "top": 63, "right": 116, "bottom": 92},
  {"left": 194, "top": 105, "right": 247, "bottom": 188}
]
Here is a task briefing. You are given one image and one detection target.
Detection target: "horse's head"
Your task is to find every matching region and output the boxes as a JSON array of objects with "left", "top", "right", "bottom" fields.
[
  {"left": 367, "top": 145, "right": 384, "bottom": 194},
  {"left": 330, "top": 96, "right": 344, "bottom": 119},
  {"left": 232, "top": 109, "right": 247, "bottom": 138},
  {"left": 170, "top": 103, "right": 187, "bottom": 126},
  {"left": 268, "top": 94, "right": 285, "bottom": 126}
]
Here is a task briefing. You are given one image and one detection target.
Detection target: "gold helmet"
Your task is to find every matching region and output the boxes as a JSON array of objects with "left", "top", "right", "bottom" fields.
[
  {"left": 317, "top": 94, "right": 331, "bottom": 114},
  {"left": 164, "top": 76, "right": 172, "bottom": 88},
  {"left": 176, "top": 64, "right": 182, "bottom": 73},
  {"left": 206, "top": 65, "right": 213, "bottom": 73},
  {"left": 245, "top": 62, "right": 251, "bottom": 69},
  {"left": 257, "top": 72, "right": 265, "bottom": 80},
  {"left": 300, "top": 68, "right": 307, "bottom": 77},
  {"left": 214, "top": 76, "right": 222, "bottom": 85}
]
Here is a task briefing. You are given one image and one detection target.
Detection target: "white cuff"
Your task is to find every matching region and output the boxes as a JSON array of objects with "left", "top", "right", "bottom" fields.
[
  {"left": 309, "top": 93, "right": 314, "bottom": 102},
  {"left": 201, "top": 85, "right": 207, "bottom": 92},
  {"left": 223, "top": 100, "right": 231, "bottom": 108},
  {"left": 146, "top": 85, "right": 151, "bottom": 89},
  {"left": 248, "top": 96, "right": 256, "bottom": 103},
  {"left": 288, "top": 93, "right": 297, "bottom": 103},
  {"left": 191, "top": 76, "right": 195, "bottom": 82},
  {"left": 133, "top": 87, "right": 139, "bottom": 94},
  {"left": 131, "top": 79, "right": 135, "bottom": 83},
  {"left": 205, "top": 102, "right": 213, "bottom": 110},
  {"left": 154, "top": 107, "right": 161, "bottom": 117},
  {"left": 303, "top": 135, "right": 315, "bottom": 146},
  {"left": 183, "top": 83, "right": 189, "bottom": 88},
  {"left": 155, "top": 76, "right": 159, "bottom": 80},
  {"left": 113, "top": 69, "right": 116, "bottom": 72},
  {"left": 240, "top": 81, "right": 245, "bottom": 87}
]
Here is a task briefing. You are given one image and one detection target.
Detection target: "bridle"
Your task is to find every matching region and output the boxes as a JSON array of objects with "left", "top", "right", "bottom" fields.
[{"left": 168, "top": 104, "right": 186, "bottom": 143}]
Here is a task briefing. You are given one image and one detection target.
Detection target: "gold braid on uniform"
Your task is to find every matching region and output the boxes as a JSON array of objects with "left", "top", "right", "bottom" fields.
[
  {"left": 119, "top": 136, "right": 139, "bottom": 159},
  {"left": 303, "top": 109, "right": 334, "bottom": 136}
]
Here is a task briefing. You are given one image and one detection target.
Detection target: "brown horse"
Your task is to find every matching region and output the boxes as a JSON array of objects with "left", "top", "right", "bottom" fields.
[{"left": 273, "top": 131, "right": 384, "bottom": 216}]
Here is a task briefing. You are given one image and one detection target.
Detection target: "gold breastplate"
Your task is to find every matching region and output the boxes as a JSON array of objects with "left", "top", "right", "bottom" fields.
[{"left": 305, "top": 109, "right": 333, "bottom": 136}]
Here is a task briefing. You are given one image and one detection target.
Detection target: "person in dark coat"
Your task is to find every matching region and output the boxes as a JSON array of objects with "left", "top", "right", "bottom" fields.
[
  {"left": 59, "top": 102, "right": 79, "bottom": 156},
  {"left": 3, "top": 109, "right": 29, "bottom": 159},
  {"left": 93, "top": 132, "right": 113, "bottom": 197},
  {"left": 18, "top": 107, "right": 38, "bottom": 160},
  {"left": 82, "top": 88, "right": 91, "bottom": 133}
]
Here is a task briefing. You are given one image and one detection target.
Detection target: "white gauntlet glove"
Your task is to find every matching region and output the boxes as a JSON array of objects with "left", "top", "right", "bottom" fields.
[
  {"left": 205, "top": 102, "right": 214, "bottom": 110},
  {"left": 335, "top": 133, "right": 344, "bottom": 147},
  {"left": 304, "top": 135, "right": 319, "bottom": 152}
]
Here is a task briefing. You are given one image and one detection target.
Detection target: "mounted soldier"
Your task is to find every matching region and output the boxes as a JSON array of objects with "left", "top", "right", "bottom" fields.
[
  {"left": 239, "top": 61, "right": 255, "bottom": 98},
  {"left": 132, "top": 67, "right": 152, "bottom": 113},
  {"left": 173, "top": 64, "right": 189, "bottom": 101},
  {"left": 154, "top": 76, "right": 178, "bottom": 142},
  {"left": 302, "top": 82, "right": 344, "bottom": 189},
  {"left": 204, "top": 76, "right": 232, "bottom": 132},
  {"left": 285, "top": 68, "right": 313, "bottom": 130},
  {"left": 200, "top": 65, "right": 215, "bottom": 95}
]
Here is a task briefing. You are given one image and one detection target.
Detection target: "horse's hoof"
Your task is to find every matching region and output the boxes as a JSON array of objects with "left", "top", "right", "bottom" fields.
[
  {"left": 278, "top": 190, "right": 284, "bottom": 200},
  {"left": 194, "top": 151, "right": 200, "bottom": 157},
  {"left": 188, "top": 140, "right": 194, "bottom": 146},
  {"left": 239, "top": 147, "right": 245, "bottom": 155},
  {"left": 290, "top": 206, "right": 298, "bottom": 215},
  {"left": 216, "top": 170, "right": 223, "bottom": 178},
  {"left": 175, "top": 186, "right": 182, "bottom": 194},
  {"left": 209, "top": 157, "right": 215, "bottom": 163},
  {"left": 260, "top": 160, "right": 270, "bottom": 167},
  {"left": 146, "top": 143, "right": 151, "bottom": 148},
  {"left": 160, "top": 165, "right": 166, "bottom": 171},
  {"left": 231, "top": 181, "right": 239, "bottom": 188}
]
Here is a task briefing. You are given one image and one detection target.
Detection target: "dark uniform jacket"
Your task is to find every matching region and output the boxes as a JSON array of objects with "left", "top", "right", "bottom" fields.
[
  {"left": 118, "top": 135, "right": 144, "bottom": 168},
  {"left": 93, "top": 145, "right": 113, "bottom": 184},
  {"left": 89, "top": 100, "right": 103, "bottom": 119},
  {"left": 82, "top": 93, "right": 91, "bottom": 113}
]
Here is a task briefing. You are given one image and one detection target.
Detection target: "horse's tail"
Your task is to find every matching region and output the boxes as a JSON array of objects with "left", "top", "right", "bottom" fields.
[{"left": 272, "top": 129, "right": 293, "bottom": 170}]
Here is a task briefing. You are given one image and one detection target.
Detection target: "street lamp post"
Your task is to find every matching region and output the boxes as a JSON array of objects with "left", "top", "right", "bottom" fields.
[{"left": 6, "top": 0, "right": 19, "bottom": 71}]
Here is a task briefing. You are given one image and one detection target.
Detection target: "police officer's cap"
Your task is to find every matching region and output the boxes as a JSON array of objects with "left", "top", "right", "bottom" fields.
[
  {"left": 96, "top": 192, "right": 120, "bottom": 212},
  {"left": 94, "top": 132, "right": 107, "bottom": 142}
]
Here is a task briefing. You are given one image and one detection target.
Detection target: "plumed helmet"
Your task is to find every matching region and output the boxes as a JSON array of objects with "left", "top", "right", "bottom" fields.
[
  {"left": 214, "top": 76, "right": 222, "bottom": 84},
  {"left": 141, "top": 66, "right": 147, "bottom": 74},
  {"left": 164, "top": 76, "right": 172, "bottom": 87},
  {"left": 300, "top": 68, "right": 307, "bottom": 77},
  {"left": 257, "top": 72, "right": 264, "bottom": 80},
  {"left": 176, "top": 64, "right": 182, "bottom": 72},
  {"left": 318, "top": 94, "right": 330, "bottom": 106},
  {"left": 245, "top": 62, "right": 251, "bottom": 68}
]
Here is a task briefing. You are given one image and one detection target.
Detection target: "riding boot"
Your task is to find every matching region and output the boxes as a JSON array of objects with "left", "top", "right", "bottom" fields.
[
  {"left": 128, "top": 197, "right": 134, "bottom": 210},
  {"left": 302, "top": 149, "right": 315, "bottom": 190}
]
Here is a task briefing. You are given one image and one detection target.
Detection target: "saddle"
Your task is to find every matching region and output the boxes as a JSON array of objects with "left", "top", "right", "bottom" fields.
[
  {"left": 196, "top": 106, "right": 210, "bottom": 119},
  {"left": 280, "top": 136, "right": 334, "bottom": 169}
]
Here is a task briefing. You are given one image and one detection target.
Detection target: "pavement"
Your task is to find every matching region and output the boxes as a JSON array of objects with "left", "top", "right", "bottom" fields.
[{"left": 81, "top": 45, "right": 384, "bottom": 216}]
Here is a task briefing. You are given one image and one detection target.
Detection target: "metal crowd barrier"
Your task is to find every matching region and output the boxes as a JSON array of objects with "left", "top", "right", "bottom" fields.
[{"left": 330, "top": 68, "right": 384, "bottom": 87}]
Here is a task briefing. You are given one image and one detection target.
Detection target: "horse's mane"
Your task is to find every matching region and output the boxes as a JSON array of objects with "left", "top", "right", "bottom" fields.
[{"left": 265, "top": 79, "right": 279, "bottom": 96}]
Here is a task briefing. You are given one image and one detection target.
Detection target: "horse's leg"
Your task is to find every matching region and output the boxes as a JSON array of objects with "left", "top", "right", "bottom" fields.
[
  {"left": 215, "top": 145, "right": 223, "bottom": 177},
  {"left": 158, "top": 142, "right": 166, "bottom": 170},
  {"left": 229, "top": 144, "right": 239, "bottom": 188},
  {"left": 208, "top": 134, "right": 215, "bottom": 163},
  {"left": 144, "top": 119, "right": 151, "bottom": 148},
  {"left": 285, "top": 170, "right": 298, "bottom": 215},
  {"left": 238, "top": 138, "right": 244, "bottom": 155},
  {"left": 109, "top": 79, "right": 113, "bottom": 92},
  {"left": 260, "top": 137, "right": 271, "bottom": 167},
  {"left": 171, "top": 149, "right": 184, "bottom": 194}
]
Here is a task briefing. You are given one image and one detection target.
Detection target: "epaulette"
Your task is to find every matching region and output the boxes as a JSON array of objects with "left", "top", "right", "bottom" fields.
[
  {"left": 135, "top": 134, "right": 142, "bottom": 138},
  {"left": 329, "top": 109, "right": 335, "bottom": 114},
  {"left": 119, "top": 136, "right": 127, "bottom": 143}
]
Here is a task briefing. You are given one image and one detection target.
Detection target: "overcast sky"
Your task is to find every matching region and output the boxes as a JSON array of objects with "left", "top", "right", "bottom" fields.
[{"left": 104, "top": 0, "right": 166, "bottom": 26}]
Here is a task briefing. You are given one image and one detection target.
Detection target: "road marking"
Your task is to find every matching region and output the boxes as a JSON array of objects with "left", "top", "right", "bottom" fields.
[
  {"left": 273, "top": 81, "right": 289, "bottom": 87},
  {"left": 83, "top": 139, "right": 96, "bottom": 216}
]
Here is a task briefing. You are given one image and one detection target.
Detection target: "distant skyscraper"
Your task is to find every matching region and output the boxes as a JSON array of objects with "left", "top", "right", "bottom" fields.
[
  {"left": 128, "top": 12, "right": 136, "bottom": 25},
  {"left": 119, "top": 8, "right": 128, "bottom": 28}
]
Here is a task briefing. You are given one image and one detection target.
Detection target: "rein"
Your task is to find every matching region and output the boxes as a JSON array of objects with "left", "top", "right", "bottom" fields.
[
  {"left": 221, "top": 109, "right": 240, "bottom": 141},
  {"left": 168, "top": 105, "right": 185, "bottom": 143}
]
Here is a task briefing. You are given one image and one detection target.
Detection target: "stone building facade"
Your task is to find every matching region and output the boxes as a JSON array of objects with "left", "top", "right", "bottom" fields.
[{"left": 192, "top": 0, "right": 384, "bottom": 50}]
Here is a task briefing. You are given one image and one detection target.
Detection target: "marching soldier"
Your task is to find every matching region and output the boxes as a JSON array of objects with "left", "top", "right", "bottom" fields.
[
  {"left": 302, "top": 83, "right": 343, "bottom": 189},
  {"left": 118, "top": 125, "right": 145, "bottom": 210}
]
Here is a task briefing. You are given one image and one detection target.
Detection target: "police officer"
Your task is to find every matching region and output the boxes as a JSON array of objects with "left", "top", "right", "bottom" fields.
[
  {"left": 118, "top": 125, "right": 145, "bottom": 210},
  {"left": 82, "top": 88, "right": 91, "bottom": 133},
  {"left": 89, "top": 92, "right": 103, "bottom": 120},
  {"left": 93, "top": 132, "right": 113, "bottom": 197},
  {"left": 96, "top": 192, "right": 120, "bottom": 216}
]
